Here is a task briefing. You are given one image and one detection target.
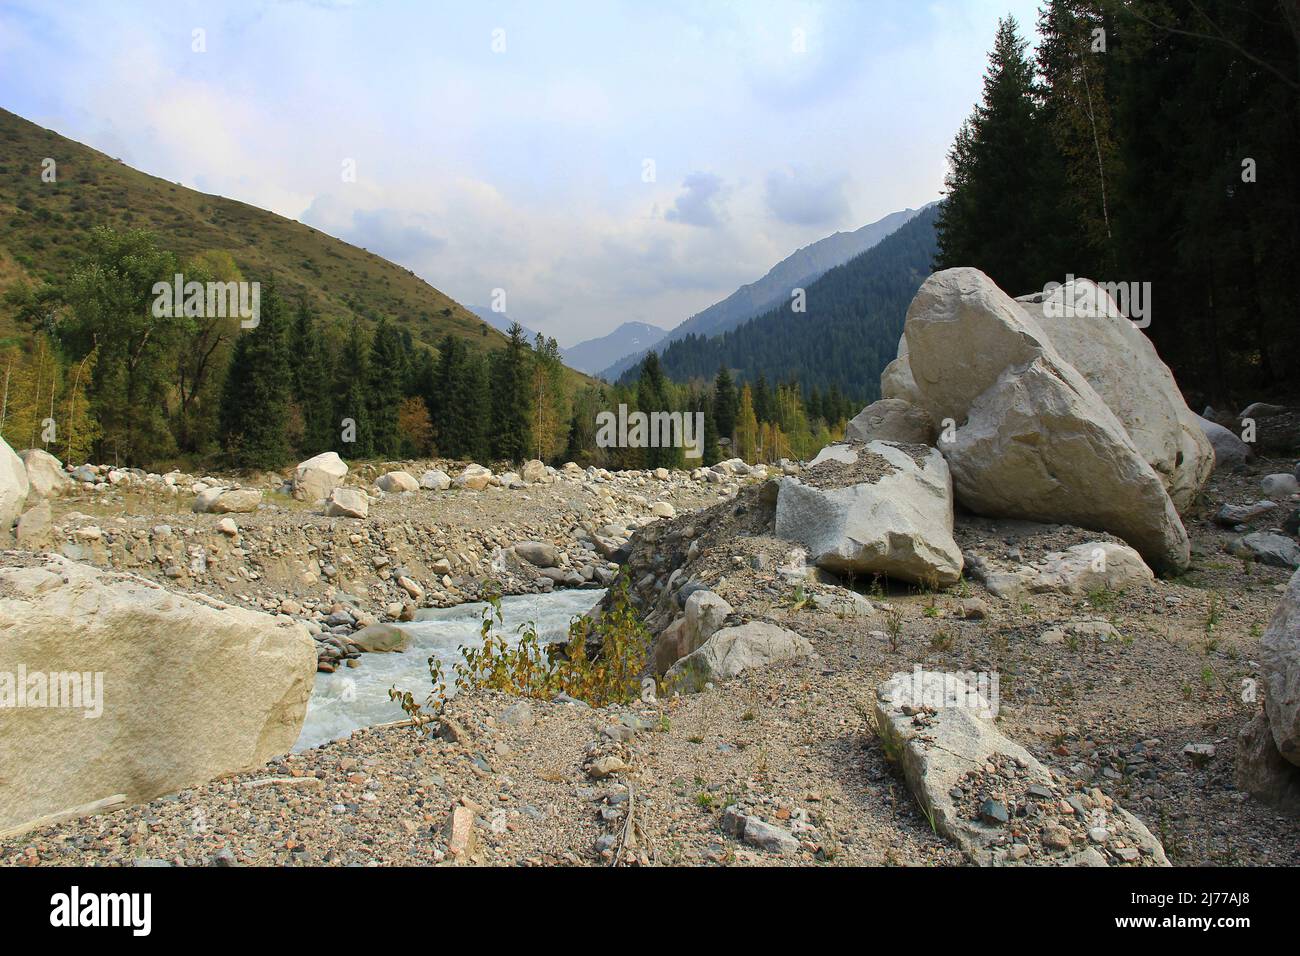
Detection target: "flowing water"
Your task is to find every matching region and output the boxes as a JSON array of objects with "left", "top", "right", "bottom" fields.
[{"left": 294, "top": 588, "right": 606, "bottom": 751}]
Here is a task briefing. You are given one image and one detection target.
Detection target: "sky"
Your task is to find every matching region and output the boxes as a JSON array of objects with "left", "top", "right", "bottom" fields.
[{"left": 0, "top": 0, "right": 1044, "bottom": 346}]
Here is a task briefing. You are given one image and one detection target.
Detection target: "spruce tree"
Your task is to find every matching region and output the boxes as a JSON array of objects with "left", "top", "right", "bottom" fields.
[
  {"left": 935, "top": 16, "right": 1049, "bottom": 294},
  {"left": 366, "top": 317, "right": 406, "bottom": 457},
  {"left": 490, "top": 322, "right": 533, "bottom": 463},
  {"left": 713, "top": 366, "right": 737, "bottom": 444},
  {"left": 219, "top": 283, "right": 291, "bottom": 469},
  {"left": 334, "top": 320, "right": 372, "bottom": 458}
]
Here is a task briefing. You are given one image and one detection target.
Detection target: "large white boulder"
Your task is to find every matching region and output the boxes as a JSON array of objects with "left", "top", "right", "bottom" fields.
[
  {"left": 0, "top": 556, "right": 316, "bottom": 831},
  {"left": 292, "top": 451, "right": 348, "bottom": 503},
  {"left": 1016, "top": 280, "right": 1213, "bottom": 511},
  {"left": 903, "top": 268, "right": 1190, "bottom": 573},
  {"left": 419, "top": 469, "right": 451, "bottom": 491},
  {"left": 0, "top": 437, "right": 29, "bottom": 532},
  {"left": 18, "top": 449, "right": 72, "bottom": 499},
  {"left": 775, "top": 440, "right": 962, "bottom": 586}
]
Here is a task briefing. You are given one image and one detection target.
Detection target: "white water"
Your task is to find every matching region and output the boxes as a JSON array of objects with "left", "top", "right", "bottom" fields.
[{"left": 295, "top": 588, "right": 606, "bottom": 751}]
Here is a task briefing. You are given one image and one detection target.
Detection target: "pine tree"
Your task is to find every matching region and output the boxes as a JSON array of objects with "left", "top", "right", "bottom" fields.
[
  {"left": 713, "top": 366, "right": 737, "bottom": 444},
  {"left": 334, "top": 320, "right": 372, "bottom": 458},
  {"left": 219, "top": 283, "right": 292, "bottom": 469},
  {"left": 490, "top": 323, "right": 533, "bottom": 463},
  {"left": 290, "top": 298, "right": 334, "bottom": 455},
  {"left": 935, "top": 16, "right": 1051, "bottom": 294},
  {"left": 366, "top": 317, "right": 407, "bottom": 458}
]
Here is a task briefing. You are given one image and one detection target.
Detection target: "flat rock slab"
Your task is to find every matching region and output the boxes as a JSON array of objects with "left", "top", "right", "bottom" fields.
[{"left": 874, "top": 670, "right": 1168, "bottom": 866}]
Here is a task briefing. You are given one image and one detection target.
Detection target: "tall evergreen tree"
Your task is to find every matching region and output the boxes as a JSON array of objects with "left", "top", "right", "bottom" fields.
[
  {"left": 366, "top": 317, "right": 406, "bottom": 457},
  {"left": 334, "top": 319, "right": 372, "bottom": 458},
  {"left": 713, "top": 366, "right": 737, "bottom": 444},
  {"left": 935, "top": 16, "right": 1052, "bottom": 294},
  {"left": 490, "top": 322, "right": 533, "bottom": 462},
  {"left": 219, "top": 283, "right": 292, "bottom": 469}
]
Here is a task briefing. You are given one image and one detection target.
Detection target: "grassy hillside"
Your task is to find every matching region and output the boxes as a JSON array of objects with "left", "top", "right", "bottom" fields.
[{"left": 0, "top": 107, "right": 501, "bottom": 353}]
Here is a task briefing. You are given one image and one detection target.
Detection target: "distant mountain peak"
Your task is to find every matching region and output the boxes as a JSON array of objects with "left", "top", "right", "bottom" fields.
[{"left": 597, "top": 204, "right": 932, "bottom": 379}]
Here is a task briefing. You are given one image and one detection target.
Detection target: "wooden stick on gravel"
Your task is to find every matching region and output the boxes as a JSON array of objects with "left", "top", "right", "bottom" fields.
[{"left": 0, "top": 793, "right": 127, "bottom": 840}]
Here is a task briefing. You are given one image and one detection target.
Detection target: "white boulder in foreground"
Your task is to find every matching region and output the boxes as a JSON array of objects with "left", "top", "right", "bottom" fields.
[
  {"left": 874, "top": 670, "right": 1168, "bottom": 866},
  {"left": 902, "top": 268, "right": 1190, "bottom": 574},
  {"left": 0, "top": 556, "right": 316, "bottom": 832},
  {"left": 293, "top": 451, "right": 348, "bottom": 503},
  {"left": 775, "top": 440, "right": 962, "bottom": 586}
]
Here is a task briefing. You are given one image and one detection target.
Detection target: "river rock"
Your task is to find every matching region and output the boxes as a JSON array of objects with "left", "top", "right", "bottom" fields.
[
  {"left": 0, "top": 555, "right": 315, "bottom": 831},
  {"left": 903, "top": 269, "right": 1189, "bottom": 573},
  {"left": 1194, "top": 415, "right": 1253, "bottom": 470},
  {"left": 1262, "top": 473, "right": 1300, "bottom": 498},
  {"left": 18, "top": 449, "right": 72, "bottom": 499},
  {"left": 515, "top": 541, "right": 559, "bottom": 568},
  {"left": 376, "top": 470, "right": 419, "bottom": 493},
  {"left": 349, "top": 622, "right": 412, "bottom": 653},
  {"left": 0, "top": 436, "right": 30, "bottom": 531},
  {"left": 326, "top": 487, "right": 369, "bottom": 519},
  {"left": 845, "top": 398, "right": 937, "bottom": 445},
  {"left": 205, "top": 488, "right": 263, "bottom": 514},
  {"left": 521, "top": 460, "right": 547, "bottom": 484},
  {"left": 1259, "top": 568, "right": 1300, "bottom": 766},
  {"left": 666, "top": 622, "right": 813, "bottom": 693},
  {"left": 1231, "top": 532, "right": 1300, "bottom": 569},
  {"left": 15, "top": 501, "right": 52, "bottom": 545},
  {"left": 419, "top": 469, "right": 451, "bottom": 491},
  {"left": 775, "top": 440, "right": 962, "bottom": 586},
  {"left": 293, "top": 451, "right": 348, "bottom": 503},
  {"left": 454, "top": 464, "right": 493, "bottom": 490},
  {"left": 1236, "top": 713, "right": 1300, "bottom": 815}
]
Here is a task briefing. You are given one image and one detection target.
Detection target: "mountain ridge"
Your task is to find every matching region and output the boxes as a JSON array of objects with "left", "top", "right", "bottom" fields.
[{"left": 597, "top": 203, "right": 934, "bottom": 379}]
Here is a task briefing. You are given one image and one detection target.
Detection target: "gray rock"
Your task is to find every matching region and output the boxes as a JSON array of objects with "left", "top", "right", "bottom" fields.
[
  {"left": 1260, "top": 568, "right": 1300, "bottom": 767},
  {"left": 874, "top": 670, "right": 1168, "bottom": 866},
  {"left": 515, "top": 541, "right": 559, "bottom": 568},
  {"left": 1195, "top": 414, "right": 1253, "bottom": 470},
  {"left": 325, "top": 487, "right": 368, "bottom": 519},
  {"left": 844, "top": 398, "right": 937, "bottom": 445},
  {"left": 666, "top": 622, "right": 813, "bottom": 693},
  {"left": 775, "top": 441, "right": 962, "bottom": 586},
  {"left": 1231, "top": 533, "right": 1300, "bottom": 569}
]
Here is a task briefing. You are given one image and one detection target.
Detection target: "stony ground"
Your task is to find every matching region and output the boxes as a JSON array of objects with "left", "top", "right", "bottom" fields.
[{"left": 3, "top": 451, "right": 1300, "bottom": 867}]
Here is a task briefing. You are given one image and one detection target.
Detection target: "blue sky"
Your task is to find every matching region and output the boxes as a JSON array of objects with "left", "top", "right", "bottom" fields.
[{"left": 0, "top": 0, "right": 1043, "bottom": 345}]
